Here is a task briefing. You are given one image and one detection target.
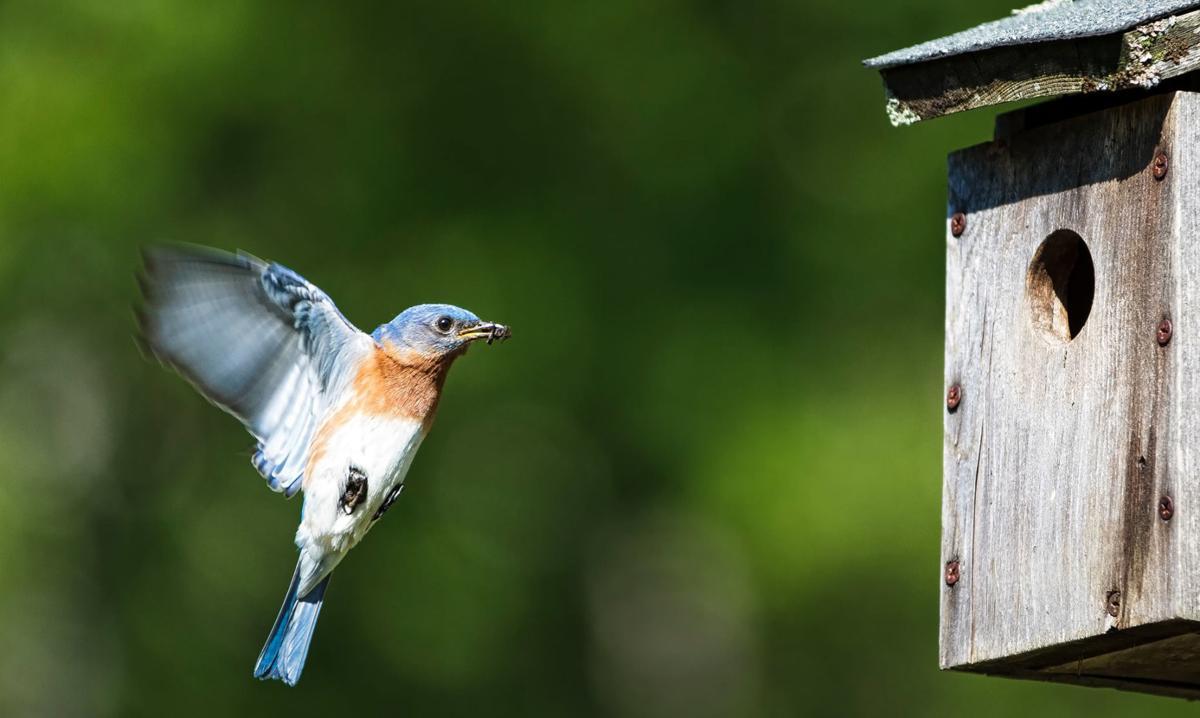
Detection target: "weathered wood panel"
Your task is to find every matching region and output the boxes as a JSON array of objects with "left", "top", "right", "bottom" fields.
[
  {"left": 941, "top": 92, "right": 1200, "bottom": 695},
  {"left": 880, "top": 10, "right": 1200, "bottom": 126}
]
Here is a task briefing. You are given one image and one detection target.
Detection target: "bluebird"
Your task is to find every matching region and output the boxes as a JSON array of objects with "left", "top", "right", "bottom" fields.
[{"left": 136, "top": 245, "right": 510, "bottom": 686}]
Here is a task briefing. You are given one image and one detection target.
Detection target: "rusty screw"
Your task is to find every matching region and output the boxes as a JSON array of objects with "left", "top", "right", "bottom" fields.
[
  {"left": 1153, "top": 152, "right": 1169, "bottom": 181},
  {"left": 1159, "top": 495, "right": 1175, "bottom": 522},
  {"left": 1106, "top": 590, "right": 1121, "bottom": 618},
  {"left": 944, "top": 560, "right": 960, "bottom": 587},
  {"left": 1157, "top": 318, "right": 1173, "bottom": 347},
  {"left": 950, "top": 212, "right": 967, "bottom": 237},
  {"left": 946, "top": 384, "right": 962, "bottom": 413}
]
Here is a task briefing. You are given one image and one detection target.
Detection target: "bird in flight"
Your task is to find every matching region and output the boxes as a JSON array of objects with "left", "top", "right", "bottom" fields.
[{"left": 137, "top": 245, "right": 510, "bottom": 686}]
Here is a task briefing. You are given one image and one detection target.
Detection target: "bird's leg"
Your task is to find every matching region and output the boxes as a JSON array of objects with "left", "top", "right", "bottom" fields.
[
  {"left": 372, "top": 483, "right": 404, "bottom": 521},
  {"left": 339, "top": 466, "right": 368, "bottom": 515}
]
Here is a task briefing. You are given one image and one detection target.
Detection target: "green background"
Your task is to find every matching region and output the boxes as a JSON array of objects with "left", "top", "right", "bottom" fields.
[{"left": 0, "top": 1, "right": 1188, "bottom": 715}]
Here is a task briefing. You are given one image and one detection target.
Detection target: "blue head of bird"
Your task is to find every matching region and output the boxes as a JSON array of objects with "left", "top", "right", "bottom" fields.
[{"left": 373, "top": 304, "right": 510, "bottom": 358}]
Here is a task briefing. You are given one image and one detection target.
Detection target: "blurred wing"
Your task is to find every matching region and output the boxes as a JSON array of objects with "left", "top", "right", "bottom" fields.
[{"left": 139, "top": 246, "right": 372, "bottom": 497}]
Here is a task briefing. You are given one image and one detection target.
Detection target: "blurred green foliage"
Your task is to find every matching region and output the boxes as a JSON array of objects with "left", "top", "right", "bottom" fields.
[{"left": 0, "top": 0, "right": 1193, "bottom": 716}]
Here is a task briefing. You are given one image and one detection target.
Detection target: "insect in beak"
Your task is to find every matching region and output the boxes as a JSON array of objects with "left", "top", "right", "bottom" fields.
[{"left": 459, "top": 322, "right": 511, "bottom": 345}]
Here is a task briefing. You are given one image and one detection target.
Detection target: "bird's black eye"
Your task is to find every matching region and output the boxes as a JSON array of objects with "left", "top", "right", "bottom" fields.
[{"left": 435, "top": 316, "right": 454, "bottom": 333}]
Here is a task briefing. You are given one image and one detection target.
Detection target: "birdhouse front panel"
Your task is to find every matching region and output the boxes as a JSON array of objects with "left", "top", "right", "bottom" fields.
[{"left": 940, "top": 90, "right": 1200, "bottom": 696}]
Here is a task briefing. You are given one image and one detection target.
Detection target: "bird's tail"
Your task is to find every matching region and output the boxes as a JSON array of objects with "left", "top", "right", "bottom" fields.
[{"left": 253, "top": 559, "right": 331, "bottom": 686}]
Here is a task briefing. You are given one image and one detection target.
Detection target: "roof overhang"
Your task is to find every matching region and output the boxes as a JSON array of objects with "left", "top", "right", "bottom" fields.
[{"left": 866, "top": 1, "right": 1200, "bottom": 125}]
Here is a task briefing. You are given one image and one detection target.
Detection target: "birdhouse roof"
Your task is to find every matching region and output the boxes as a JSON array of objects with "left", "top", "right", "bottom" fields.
[
  {"left": 866, "top": 1, "right": 1200, "bottom": 70},
  {"left": 866, "top": 0, "right": 1200, "bottom": 125}
]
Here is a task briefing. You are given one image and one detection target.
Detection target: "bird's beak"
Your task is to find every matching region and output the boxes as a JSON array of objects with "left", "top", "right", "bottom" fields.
[{"left": 458, "top": 321, "right": 512, "bottom": 345}]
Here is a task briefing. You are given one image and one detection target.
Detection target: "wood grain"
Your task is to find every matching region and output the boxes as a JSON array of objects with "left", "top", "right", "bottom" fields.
[{"left": 941, "top": 91, "right": 1200, "bottom": 697}]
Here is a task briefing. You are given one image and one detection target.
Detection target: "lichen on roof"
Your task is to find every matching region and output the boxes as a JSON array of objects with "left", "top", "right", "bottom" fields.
[{"left": 865, "top": 0, "right": 1200, "bottom": 70}]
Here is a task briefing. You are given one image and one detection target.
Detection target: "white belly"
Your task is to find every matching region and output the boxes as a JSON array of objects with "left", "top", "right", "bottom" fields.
[{"left": 296, "top": 413, "right": 425, "bottom": 559}]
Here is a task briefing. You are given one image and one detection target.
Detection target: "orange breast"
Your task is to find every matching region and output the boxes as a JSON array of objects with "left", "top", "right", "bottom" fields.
[
  {"left": 351, "top": 344, "right": 449, "bottom": 422},
  {"left": 304, "top": 345, "right": 452, "bottom": 484}
]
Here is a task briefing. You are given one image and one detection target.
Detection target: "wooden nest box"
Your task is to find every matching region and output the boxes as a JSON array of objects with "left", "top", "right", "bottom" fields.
[{"left": 868, "top": 0, "right": 1200, "bottom": 699}]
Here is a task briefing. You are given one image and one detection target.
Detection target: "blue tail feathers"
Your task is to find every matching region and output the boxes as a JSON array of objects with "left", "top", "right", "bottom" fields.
[{"left": 254, "top": 561, "right": 331, "bottom": 686}]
